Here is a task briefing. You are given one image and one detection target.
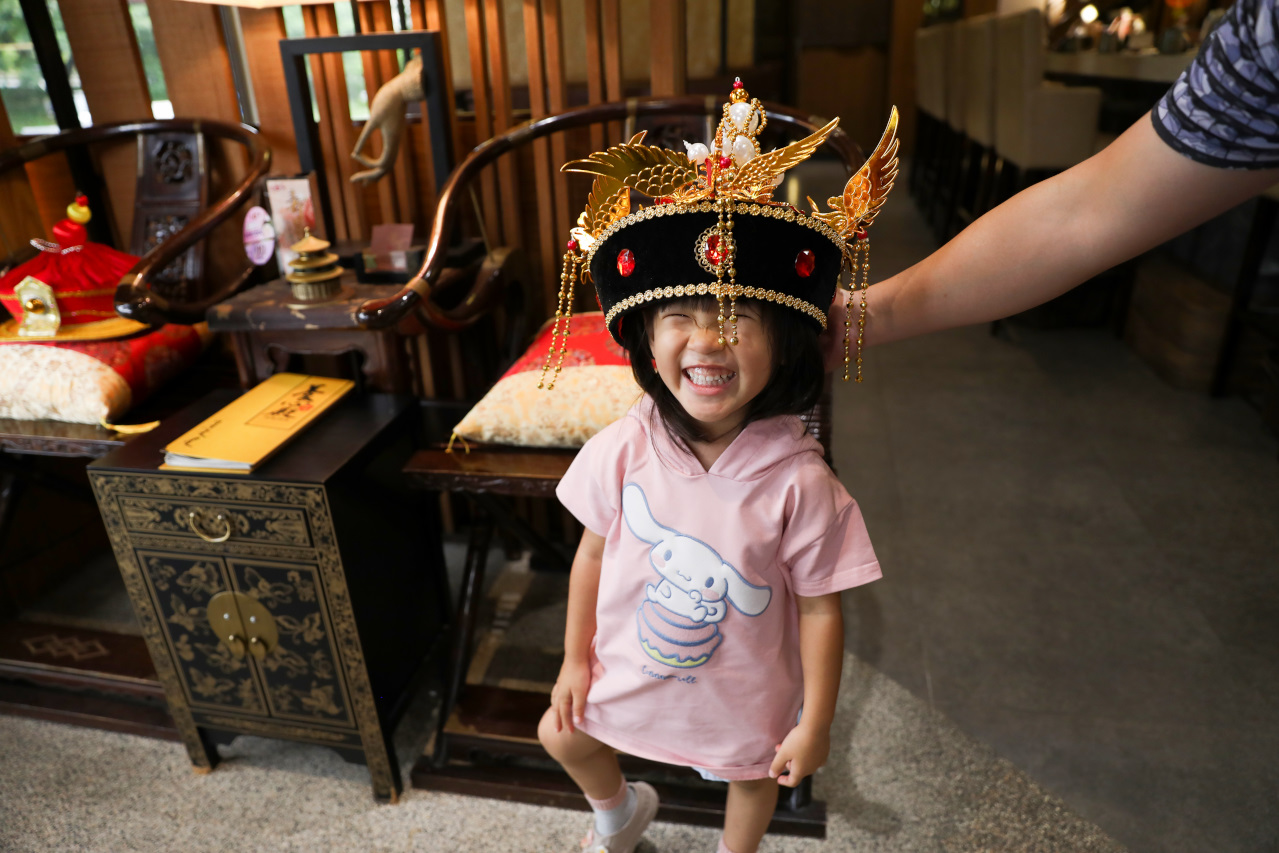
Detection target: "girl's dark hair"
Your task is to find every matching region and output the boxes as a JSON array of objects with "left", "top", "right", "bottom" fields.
[{"left": 619, "top": 296, "right": 825, "bottom": 447}]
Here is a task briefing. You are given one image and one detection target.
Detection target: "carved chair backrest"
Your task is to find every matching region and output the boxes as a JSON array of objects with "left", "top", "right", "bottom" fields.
[{"left": 130, "top": 130, "right": 209, "bottom": 303}]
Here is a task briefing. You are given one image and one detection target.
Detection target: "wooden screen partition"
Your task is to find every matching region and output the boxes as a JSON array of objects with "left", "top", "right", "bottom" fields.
[
  {"left": 240, "top": 8, "right": 302, "bottom": 176},
  {"left": 55, "top": 0, "right": 151, "bottom": 248},
  {"left": 650, "top": 0, "right": 688, "bottom": 97},
  {"left": 0, "top": 97, "right": 43, "bottom": 259},
  {"left": 278, "top": 31, "right": 453, "bottom": 246},
  {"left": 357, "top": 2, "right": 421, "bottom": 227}
]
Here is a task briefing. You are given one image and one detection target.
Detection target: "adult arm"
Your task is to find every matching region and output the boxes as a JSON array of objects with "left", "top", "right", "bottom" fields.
[
  {"left": 864, "top": 115, "right": 1279, "bottom": 346},
  {"left": 550, "top": 527, "right": 606, "bottom": 733},
  {"left": 769, "top": 590, "right": 844, "bottom": 787}
]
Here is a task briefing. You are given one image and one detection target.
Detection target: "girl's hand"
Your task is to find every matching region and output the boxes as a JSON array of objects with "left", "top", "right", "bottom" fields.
[
  {"left": 768, "top": 721, "right": 831, "bottom": 788},
  {"left": 550, "top": 658, "right": 592, "bottom": 734}
]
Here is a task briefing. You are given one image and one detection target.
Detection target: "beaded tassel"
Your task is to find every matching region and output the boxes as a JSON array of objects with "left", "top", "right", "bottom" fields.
[
  {"left": 538, "top": 242, "right": 581, "bottom": 390},
  {"left": 842, "top": 234, "right": 871, "bottom": 383},
  {"left": 713, "top": 198, "right": 739, "bottom": 346}
]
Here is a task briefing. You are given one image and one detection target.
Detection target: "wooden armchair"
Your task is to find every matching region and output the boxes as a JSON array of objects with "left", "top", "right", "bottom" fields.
[
  {"left": 383, "top": 95, "right": 857, "bottom": 838},
  {"left": 0, "top": 118, "right": 270, "bottom": 459},
  {"left": 2, "top": 118, "right": 270, "bottom": 326}
]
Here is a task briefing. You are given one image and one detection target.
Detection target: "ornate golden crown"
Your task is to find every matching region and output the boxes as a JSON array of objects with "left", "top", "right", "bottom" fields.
[{"left": 537, "top": 79, "right": 899, "bottom": 389}]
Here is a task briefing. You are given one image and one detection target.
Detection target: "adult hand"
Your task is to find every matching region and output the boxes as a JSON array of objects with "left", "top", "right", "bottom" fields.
[
  {"left": 550, "top": 658, "right": 592, "bottom": 733},
  {"left": 768, "top": 720, "right": 831, "bottom": 788}
]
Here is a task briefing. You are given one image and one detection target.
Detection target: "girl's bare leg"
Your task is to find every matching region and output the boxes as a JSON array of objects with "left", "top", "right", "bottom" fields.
[
  {"left": 537, "top": 706, "right": 624, "bottom": 799},
  {"left": 722, "top": 777, "right": 779, "bottom": 853}
]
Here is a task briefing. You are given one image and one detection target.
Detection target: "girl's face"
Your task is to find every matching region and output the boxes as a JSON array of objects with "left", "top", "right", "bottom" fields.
[{"left": 648, "top": 298, "right": 773, "bottom": 440}]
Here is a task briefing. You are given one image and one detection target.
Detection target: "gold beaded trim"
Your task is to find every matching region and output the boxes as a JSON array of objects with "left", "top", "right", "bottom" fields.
[
  {"left": 584, "top": 201, "right": 844, "bottom": 270},
  {"left": 603, "top": 282, "right": 828, "bottom": 331}
]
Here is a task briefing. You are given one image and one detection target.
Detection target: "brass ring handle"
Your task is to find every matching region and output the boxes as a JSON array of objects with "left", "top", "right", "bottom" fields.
[
  {"left": 247, "top": 635, "right": 269, "bottom": 660},
  {"left": 187, "top": 509, "right": 231, "bottom": 543},
  {"left": 224, "top": 633, "right": 247, "bottom": 659}
]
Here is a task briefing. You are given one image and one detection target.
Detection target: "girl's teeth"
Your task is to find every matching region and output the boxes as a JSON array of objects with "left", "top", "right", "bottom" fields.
[{"left": 685, "top": 368, "right": 735, "bottom": 386}]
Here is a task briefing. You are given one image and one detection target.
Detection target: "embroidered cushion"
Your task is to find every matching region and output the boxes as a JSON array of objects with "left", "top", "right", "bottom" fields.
[
  {"left": 0, "top": 323, "right": 212, "bottom": 424},
  {"left": 451, "top": 312, "right": 641, "bottom": 448}
]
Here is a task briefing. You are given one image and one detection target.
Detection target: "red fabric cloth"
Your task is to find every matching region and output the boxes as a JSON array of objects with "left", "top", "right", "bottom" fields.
[
  {"left": 0, "top": 242, "right": 139, "bottom": 328},
  {"left": 503, "top": 311, "right": 629, "bottom": 379}
]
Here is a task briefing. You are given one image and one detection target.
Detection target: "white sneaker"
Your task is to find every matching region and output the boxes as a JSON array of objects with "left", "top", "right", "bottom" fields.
[{"left": 579, "top": 782, "right": 660, "bottom": 853}]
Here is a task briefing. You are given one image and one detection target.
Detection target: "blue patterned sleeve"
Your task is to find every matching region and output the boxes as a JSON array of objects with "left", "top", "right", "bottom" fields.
[{"left": 1152, "top": 0, "right": 1279, "bottom": 169}]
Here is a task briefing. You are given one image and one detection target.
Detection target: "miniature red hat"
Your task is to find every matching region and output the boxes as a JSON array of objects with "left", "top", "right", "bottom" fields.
[{"left": 0, "top": 194, "right": 150, "bottom": 342}]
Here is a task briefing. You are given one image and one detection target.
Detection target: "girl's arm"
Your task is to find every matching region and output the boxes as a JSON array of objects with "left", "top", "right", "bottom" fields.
[
  {"left": 862, "top": 116, "right": 1279, "bottom": 346},
  {"left": 551, "top": 527, "right": 606, "bottom": 733},
  {"left": 769, "top": 591, "right": 844, "bottom": 787}
]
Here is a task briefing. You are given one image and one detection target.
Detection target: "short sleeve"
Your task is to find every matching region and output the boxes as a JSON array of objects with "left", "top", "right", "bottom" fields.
[
  {"left": 1152, "top": 0, "right": 1279, "bottom": 169},
  {"left": 556, "top": 417, "right": 630, "bottom": 536},
  {"left": 778, "top": 461, "right": 881, "bottom": 597}
]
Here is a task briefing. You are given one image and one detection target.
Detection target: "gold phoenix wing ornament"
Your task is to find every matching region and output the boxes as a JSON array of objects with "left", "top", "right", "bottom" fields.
[
  {"left": 808, "top": 106, "right": 900, "bottom": 239},
  {"left": 723, "top": 117, "right": 840, "bottom": 202},
  {"left": 563, "top": 131, "right": 698, "bottom": 203}
]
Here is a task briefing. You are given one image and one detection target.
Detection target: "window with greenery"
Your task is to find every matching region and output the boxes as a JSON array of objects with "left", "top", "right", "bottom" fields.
[
  {"left": 281, "top": 2, "right": 408, "bottom": 124},
  {"left": 0, "top": 0, "right": 91, "bottom": 135},
  {"left": 128, "top": 0, "right": 169, "bottom": 119}
]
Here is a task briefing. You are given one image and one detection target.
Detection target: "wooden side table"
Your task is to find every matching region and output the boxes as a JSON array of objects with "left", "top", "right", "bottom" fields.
[
  {"left": 207, "top": 279, "right": 416, "bottom": 394},
  {"left": 88, "top": 390, "right": 447, "bottom": 801}
]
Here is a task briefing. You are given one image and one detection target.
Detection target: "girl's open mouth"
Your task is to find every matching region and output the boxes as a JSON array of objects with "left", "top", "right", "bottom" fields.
[{"left": 683, "top": 367, "right": 736, "bottom": 387}]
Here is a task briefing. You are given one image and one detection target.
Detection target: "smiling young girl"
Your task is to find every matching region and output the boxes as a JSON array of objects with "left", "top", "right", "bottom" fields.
[{"left": 535, "top": 80, "right": 898, "bottom": 853}]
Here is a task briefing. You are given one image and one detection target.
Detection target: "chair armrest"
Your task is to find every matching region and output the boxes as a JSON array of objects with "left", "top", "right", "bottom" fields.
[{"left": 0, "top": 119, "right": 271, "bottom": 327}]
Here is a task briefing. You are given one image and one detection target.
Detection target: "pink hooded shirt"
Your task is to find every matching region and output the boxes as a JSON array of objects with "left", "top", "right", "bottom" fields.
[{"left": 556, "top": 396, "right": 881, "bottom": 780}]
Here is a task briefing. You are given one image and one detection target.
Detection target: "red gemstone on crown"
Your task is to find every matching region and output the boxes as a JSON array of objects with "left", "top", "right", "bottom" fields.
[
  {"left": 718, "top": 155, "right": 732, "bottom": 170},
  {"left": 566, "top": 238, "right": 578, "bottom": 252},
  {"left": 732, "top": 78, "right": 744, "bottom": 89},
  {"left": 856, "top": 229, "right": 869, "bottom": 241},
  {"left": 617, "top": 248, "right": 635, "bottom": 277},
  {"left": 795, "top": 249, "right": 815, "bottom": 278},
  {"left": 705, "top": 234, "right": 723, "bottom": 266}
]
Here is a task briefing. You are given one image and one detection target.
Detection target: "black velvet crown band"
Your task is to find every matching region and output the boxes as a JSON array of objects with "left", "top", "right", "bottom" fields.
[{"left": 588, "top": 202, "right": 845, "bottom": 345}]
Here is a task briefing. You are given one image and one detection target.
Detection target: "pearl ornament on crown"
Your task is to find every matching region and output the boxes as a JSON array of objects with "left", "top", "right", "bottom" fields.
[
  {"left": 728, "top": 101, "right": 760, "bottom": 135},
  {"left": 684, "top": 141, "right": 710, "bottom": 164}
]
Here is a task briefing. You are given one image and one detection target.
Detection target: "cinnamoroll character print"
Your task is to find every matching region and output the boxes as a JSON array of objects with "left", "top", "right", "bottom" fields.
[{"left": 622, "top": 483, "right": 771, "bottom": 668}]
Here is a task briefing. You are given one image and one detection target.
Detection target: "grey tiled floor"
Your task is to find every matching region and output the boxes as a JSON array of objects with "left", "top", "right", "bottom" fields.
[{"left": 835, "top": 186, "right": 1279, "bottom": 853}]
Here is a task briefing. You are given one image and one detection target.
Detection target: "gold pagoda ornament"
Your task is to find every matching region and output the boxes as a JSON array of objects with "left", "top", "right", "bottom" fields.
[{"left": 286, "top": 229, "right": 346, "bottom": 303}]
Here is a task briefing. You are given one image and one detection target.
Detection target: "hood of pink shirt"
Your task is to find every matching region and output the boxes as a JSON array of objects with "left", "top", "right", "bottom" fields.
[{"left": 629, "top": 394, "right": 823, "bottom": 482}]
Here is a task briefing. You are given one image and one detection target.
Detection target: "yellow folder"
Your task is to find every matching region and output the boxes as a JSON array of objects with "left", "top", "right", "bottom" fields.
[{"left": 162, "top": 373, "right": 355, "bottom": 473}]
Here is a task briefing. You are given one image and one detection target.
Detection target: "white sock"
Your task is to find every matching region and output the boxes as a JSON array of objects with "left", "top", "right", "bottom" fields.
[{"left": 588, "top": 782, "right": 637, "bottom": 837}]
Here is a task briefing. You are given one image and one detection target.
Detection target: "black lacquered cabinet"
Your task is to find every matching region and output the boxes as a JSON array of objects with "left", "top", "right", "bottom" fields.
[{"left": 88, "top": 391, "right": 446, "bottom": 802}]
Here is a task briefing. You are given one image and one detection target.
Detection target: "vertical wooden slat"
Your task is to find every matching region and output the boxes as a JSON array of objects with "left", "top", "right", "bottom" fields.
[
  {"left": 25, "top": 157, "right": 77, "bottom": 240},
  {"left": 600, "top": 0, "right": 624, "bottom": 143},
  {"left": 145, "top": 1, "right": 238, "bottom": 122},
  {"left": 413, "top": 0, "right": 462, "bottom": 183},
  {"left": 540, "top": 0, "right": 572, "bottom": 246},
  {"left": 483, "top": 0, "right": 521, "bottom": 250},
  {"left": 370, "top": 0, "right": 420, "bottom": 228},
  {"left": 0, "top": 98, "right": 43, "bottom": 257},
  {"left": 304, "top": 4, "right": 369, "bottom": 242},
  {"left": 463, "top": 0, "right": 501, "bottom": 246},
  {"left": 240, "top": 8, "right": 301, "bottom": 176},
  {"left": 583, "top": 1, "right": 605, "bottom": 151},
  {"left": 357, "top": 0, "right": 399, "bottom": 225},
  {"left": 56, "top": 0, "right": 151, "bottom": 246},
  {"left": 300, "top": 7, "right": 350, "bottom": 240},
  {"left": 522, "top": 0, "right": 559, "bottom": 310},
  {"left": 650, "top": 0, "right": 687, "bottom": 97}
]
